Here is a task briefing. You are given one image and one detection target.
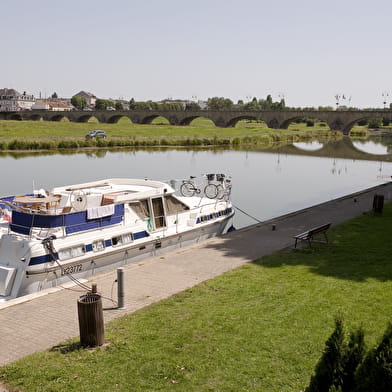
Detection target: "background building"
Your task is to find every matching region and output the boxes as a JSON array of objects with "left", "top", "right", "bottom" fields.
[{"left": 0, "top": 88, "right": 35, "bottom": 111}]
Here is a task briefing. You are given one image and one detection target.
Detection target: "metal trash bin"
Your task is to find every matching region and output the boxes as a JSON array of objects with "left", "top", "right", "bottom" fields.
[
  {"left": 373, "top": 194, "right": 384, "bottom": 213},
  {"left": 77, "top": 292, "right": 105, "bottom": 347}
]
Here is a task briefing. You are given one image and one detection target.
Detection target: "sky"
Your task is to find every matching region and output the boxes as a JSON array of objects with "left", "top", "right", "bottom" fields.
[{"left": 1, "top": 0, "right": 391, "bottom": 108}]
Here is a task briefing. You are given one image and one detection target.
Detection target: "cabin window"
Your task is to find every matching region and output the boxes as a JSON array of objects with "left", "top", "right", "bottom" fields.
[
  {"left": 152, "top": 197, "right": 166, "bottom": 229},
  {"left": 164, "top": 195, "right": 189, "bottom": 215},
  {"left": 129, "top": 199, "right": 150, "bottom": 219},
  {"left": 92, "top": 239, "right": 105, "bottom": 252},
  {"left": 112, "top": 235, "right": 122, "bottom": 246},
  {"left": 112, "top": 232, "right": 133, "bottom": 247},
  {"left": 58, "top": 244, "right": 86, "bottom": 260},
  {"left": 122, "top": 233, "right": 133, "bottom": 244}
]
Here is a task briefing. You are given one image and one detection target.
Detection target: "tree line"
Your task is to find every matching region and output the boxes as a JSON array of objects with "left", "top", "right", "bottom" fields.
[{"left": 70, "top": 94, "right": 392, "bottom": 112}]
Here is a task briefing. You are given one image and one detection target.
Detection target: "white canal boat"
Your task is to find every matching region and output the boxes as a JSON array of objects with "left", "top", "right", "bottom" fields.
[{"left": 0, "top": 175, "right": 234, "bottom": 301}]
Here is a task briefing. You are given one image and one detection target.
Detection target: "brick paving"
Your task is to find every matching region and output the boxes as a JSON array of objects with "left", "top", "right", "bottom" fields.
[{"left": 0, "top": 182, "right": 391, "bottom": 367}]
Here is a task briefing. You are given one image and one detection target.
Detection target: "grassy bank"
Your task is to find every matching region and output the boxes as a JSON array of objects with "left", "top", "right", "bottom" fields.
[
  {"left": 1, "top": 205, "right": 391, "bottom": 391},
  {"left": 0, "top": 118, "right": 342, "bottom": 150}
]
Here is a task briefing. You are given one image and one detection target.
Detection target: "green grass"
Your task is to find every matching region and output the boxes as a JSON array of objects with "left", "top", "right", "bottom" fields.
[
  {"left": 1, "top": 206, "right": 392, "bottom": 391},
  {"left": 0, "top": 118, "right": 340, "bottom": 150}
]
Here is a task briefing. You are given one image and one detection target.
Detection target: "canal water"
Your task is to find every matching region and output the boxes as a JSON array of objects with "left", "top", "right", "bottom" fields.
[{"left": 1, "top": 136, "right": 392, "bottom": 228}]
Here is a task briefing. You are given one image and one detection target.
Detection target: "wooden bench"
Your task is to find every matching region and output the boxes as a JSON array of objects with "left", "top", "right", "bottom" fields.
[{"left": 293, "top": 223, "right": 331, "bottom": 248}]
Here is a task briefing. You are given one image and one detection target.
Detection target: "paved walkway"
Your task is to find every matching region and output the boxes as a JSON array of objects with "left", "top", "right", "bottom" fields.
[{"left": 1, "top": 182, "right": 391, "bottom": 366}]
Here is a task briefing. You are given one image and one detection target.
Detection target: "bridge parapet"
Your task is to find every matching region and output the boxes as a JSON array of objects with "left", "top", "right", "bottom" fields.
[{"left": 1, "top": 109, "right": 392, "bottom": 134}]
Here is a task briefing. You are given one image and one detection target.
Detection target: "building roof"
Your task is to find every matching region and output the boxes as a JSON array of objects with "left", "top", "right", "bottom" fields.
[
  {"left": 0, "top": 88, "right": 21, "bottom": 97},
  {"left": 74, "top": 91, "right": 97, "bottom": 99},
  {"left": 34, "top": 100, "right": 72, "bottom": 109}
]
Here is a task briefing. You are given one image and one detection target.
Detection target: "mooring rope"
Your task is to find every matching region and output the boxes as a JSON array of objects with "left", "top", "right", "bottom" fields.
[
  {"left": 42, "top": 237, "right": 91, "bottom": 292},
  {"left": 233, "top": 204, "right": 263, "bottom": 223}
]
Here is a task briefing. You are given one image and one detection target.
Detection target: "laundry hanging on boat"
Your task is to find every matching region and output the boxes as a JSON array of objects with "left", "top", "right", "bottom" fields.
[{"left": 87, "top": 204, "right": 115, "bottom": 219}]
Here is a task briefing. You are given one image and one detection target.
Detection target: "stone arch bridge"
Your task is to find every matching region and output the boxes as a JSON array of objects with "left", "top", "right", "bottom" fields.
[{"left": 1, "top": 109, "right": 392, "bottom": 135}]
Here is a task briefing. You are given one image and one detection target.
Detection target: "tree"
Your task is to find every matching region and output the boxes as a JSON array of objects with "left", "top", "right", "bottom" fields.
[
  {"left": 266, "top": 94, "right": 273, "bottom": 107},
  {"left": 244, "top": 98, "right": 261, "bottom": 111},
  {"left": 71, "top": 96, "right": 87, "bottom": 110},
  {"left": 207, "top": 97, "right": 233, "bottom": 110},
  {"left": 354, "top": 323, "right": 392, "bottom": 392},
  {"left": 115, "top": 101, "right": 124, "bottom": 110},
  {"left": 341, "top": 327, "right": 365, "bottom": 392},
  {"left": 185, "top": 102, "right": 201, "bottom": 111},
  {"left": 95, "top": 99, "right": 115, "bottom": 110},
  {"left": 278, "top": 98, "right": 286, "bottom": 110},
  {"left": 306, "top": 316, "right": 346, "bottom": 392},
  {"left": 129, "top": 98, "right": 136, "bottom": 110},
  {"left": 51, "top": 92, "right": 58, "bottom": 99},
  {"left": 95, "top": 99, "right": 108, "bottom": 110}
]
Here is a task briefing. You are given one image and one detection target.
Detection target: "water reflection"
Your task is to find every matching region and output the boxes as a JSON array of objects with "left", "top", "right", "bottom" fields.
[
  {"left": 352, "top": 140, "right": 390, "bottom": 155},
  {"left": 292, "top": 141, "right": 324, "bottom": 151},
  {"left": 1, "top": 137, "right": 392, "bottom": 228}
]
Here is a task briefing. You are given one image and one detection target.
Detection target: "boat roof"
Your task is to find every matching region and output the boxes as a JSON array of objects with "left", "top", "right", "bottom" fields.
[{"left": 51, "top": 178, "right": 175, "bottom": 204}]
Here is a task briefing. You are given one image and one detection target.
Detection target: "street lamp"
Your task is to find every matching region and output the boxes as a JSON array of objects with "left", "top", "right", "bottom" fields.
[
  {"left": 382, "top": 91, "right": 389, "bottom": 109},
  {"left": 334, "top": 94, "right": 341, "bottom": 110}
]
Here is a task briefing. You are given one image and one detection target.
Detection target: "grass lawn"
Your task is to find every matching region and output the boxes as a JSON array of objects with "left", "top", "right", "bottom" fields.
[
  {"left": 1, "top": 205, "right": 391, "bottom": 391},
  {"left": 0, "top": 118, "right": 344, "bottom": 150}
]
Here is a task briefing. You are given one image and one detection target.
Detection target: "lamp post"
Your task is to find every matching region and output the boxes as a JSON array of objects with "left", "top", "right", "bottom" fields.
[
  {"left": 335, "top": 94, "right": 340, "bottom": 110},
  {"left": 382, "top": 91, "right": 389, "bottom": 109}
]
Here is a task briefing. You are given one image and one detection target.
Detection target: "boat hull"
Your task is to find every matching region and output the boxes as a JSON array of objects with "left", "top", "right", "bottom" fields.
[{"left": 9, "top": 214, "right": 233, "bottom": 299}]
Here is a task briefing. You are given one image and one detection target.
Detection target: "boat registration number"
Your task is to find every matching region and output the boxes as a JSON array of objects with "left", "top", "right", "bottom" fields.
[{"left": 61, "top": 264, "right": 83, "bottom": 275}]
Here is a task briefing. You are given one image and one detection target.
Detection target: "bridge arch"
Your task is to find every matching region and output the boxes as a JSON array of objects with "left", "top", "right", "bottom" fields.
[
  {"left": 341, "top": 113, "right": 392, "bottom": 135},
  {"left": 9, "top": 114, "right": 23, "bottom": 121},
  {"left": 226, "top": 115, "right": 258, "bottom": 128},
  {"left": 281, "top": 115, "right": 330, "bottom": 130},
  {"left": 75, "top": 115, "right": 104, "bottom": 123},
  {"left": 178, "top": 116, "right": 217, "bottom": 126},
  {"left": 29, "top": 114, "right": 43, "bottom": 121},
  {"left": 48, "top": 114, "right": 67, "bottom": 122},
  {"left": 105, "top": 115, "right": 133, "bottom": 124},
  {"left": 138, "top": 114, "right": 171, "bottom": 125},
  {"left": 179, "top": 115, "right": 203, "bottom": 126}
]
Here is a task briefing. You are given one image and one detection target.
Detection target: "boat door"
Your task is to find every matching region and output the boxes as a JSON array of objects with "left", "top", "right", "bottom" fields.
[{"left": 151, "top": 197, "right": 166, "bottom": 229}]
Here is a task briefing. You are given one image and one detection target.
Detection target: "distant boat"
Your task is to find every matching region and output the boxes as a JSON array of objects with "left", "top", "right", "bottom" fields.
[{"left": 0, "top": 176, "right": 234, "bottom": 301}]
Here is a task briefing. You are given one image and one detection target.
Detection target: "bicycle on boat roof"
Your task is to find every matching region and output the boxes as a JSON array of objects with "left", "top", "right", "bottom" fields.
[{"left": 180, "top": 174, "right": 232, "bottom": 200}]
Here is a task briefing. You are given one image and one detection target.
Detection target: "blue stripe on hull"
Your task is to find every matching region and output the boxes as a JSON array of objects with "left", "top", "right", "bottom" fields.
[{"left": 29, "top": 230, "right": 150, "bottom": 266}]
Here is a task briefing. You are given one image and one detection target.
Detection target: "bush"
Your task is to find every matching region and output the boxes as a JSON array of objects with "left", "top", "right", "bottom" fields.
[
  {"left": 368, "top": 118, "right": 382, "bottom": 129},
  {"left": 7, "top": 140, "right": 27, "bottom": 150},
  {"left": 306, "top": 120, "right": 315, "bottom": 127},
  {"left": 306, "top": 320, "right": 391, "bottom": 392},
  {"left": 354, "top": 323, "right": 392, "bottom": 392},
  {"left": 57, "top": 140, "right": 80, "bottom": 149}
]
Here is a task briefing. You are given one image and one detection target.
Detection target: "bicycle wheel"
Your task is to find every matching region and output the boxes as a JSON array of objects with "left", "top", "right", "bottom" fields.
[
  {"left": 180, "top": 182, "right": 196, "bottom": 197},
  {"left": 204, "top": 183, "right": 218, "bottom": 199},
  {"left": 223, "top": 186, "right": 232, "bottom": 201},
  {"left": 216, "top": 184, "right": 225, "bottom": 199}
]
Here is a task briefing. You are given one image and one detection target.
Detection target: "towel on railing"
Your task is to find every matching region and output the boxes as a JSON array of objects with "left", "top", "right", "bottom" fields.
[{"left": 87, "top": 204, "right": 115, "bottom": 219}]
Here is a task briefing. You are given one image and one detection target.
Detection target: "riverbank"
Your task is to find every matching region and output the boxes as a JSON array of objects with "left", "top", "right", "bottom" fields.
[
  {"left": 1, "top": 182, "right": 391, "bottom": 391},
  {"left": 0, "top": 118, "right": 345, "bottom": 150}
]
